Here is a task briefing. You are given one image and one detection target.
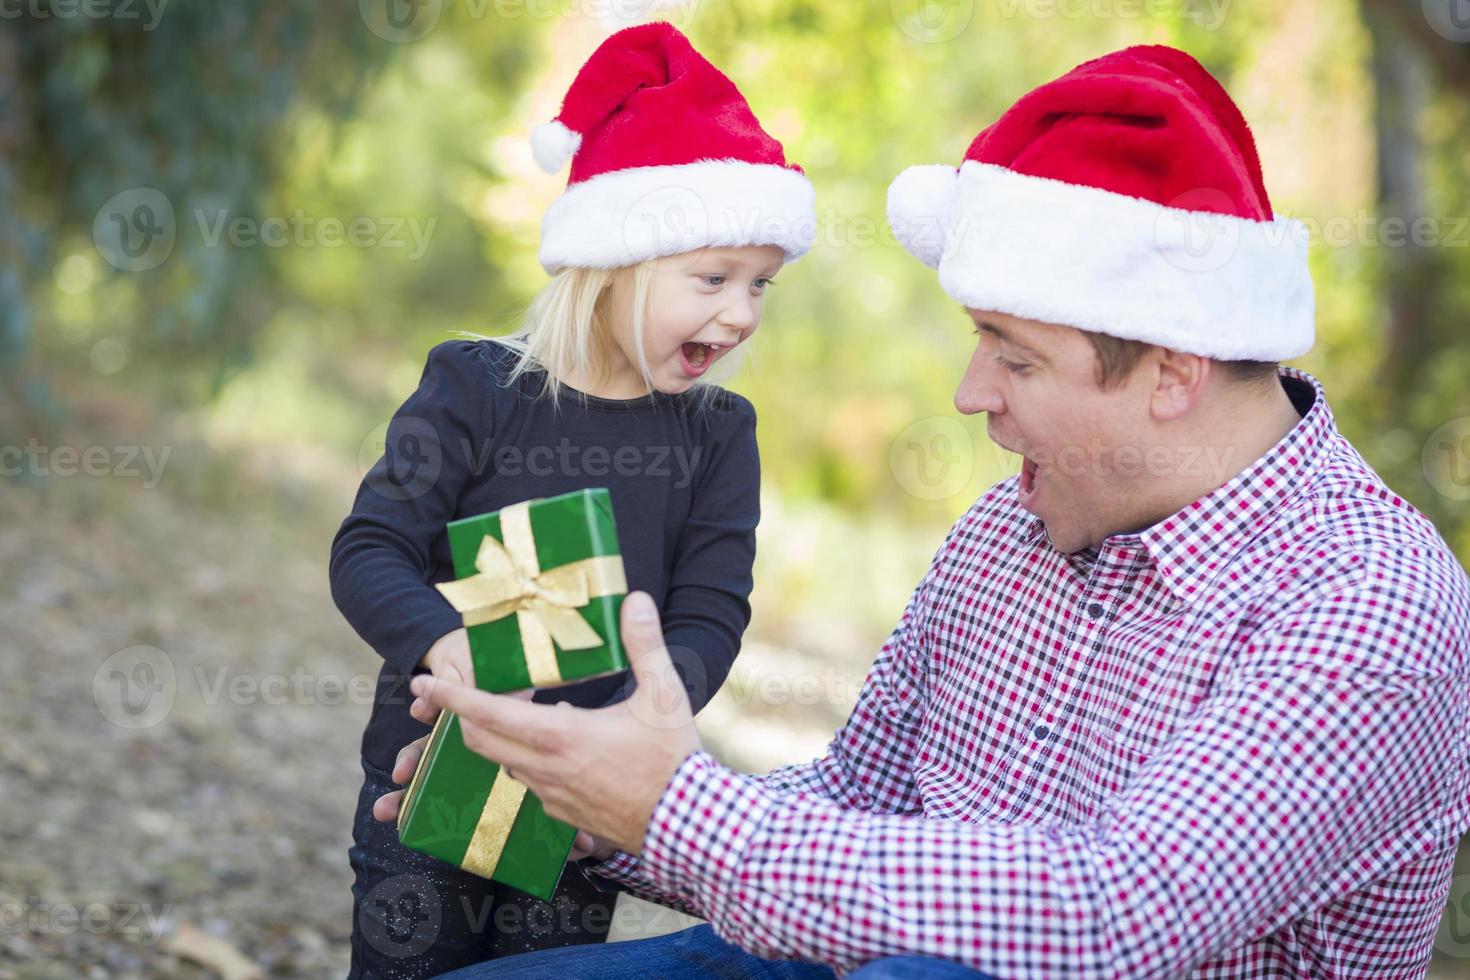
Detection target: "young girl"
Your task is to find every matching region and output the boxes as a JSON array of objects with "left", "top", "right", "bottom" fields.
[{"left": 329, "top": 22, "right": 814, "bottom": 979}]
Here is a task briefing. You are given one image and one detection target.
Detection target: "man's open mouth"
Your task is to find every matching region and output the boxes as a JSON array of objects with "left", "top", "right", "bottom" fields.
[{"left": 1019, "top": 456, "right": 1039, "bottom": 502}]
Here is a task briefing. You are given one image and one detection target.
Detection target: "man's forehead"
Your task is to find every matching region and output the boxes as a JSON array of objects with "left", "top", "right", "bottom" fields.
[{"left": 964, "top": 308, "right": 1070, "bottom": 359}]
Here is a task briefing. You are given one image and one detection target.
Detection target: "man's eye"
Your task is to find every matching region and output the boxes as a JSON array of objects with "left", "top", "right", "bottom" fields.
[{"left": 994, "top": 354, "right": 1030, "bottom": 374}]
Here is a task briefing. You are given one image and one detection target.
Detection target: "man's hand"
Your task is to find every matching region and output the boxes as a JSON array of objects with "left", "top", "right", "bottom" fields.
[
  {"left": 407, "top": 591, "right": 701, "bottom": 856},
  {"left": 372, "top": 739, "right": 613, "bottom": 864}
]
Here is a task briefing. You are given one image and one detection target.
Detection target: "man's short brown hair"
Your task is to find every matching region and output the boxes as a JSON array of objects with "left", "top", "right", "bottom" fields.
[{"left": 1082, "top": 331, "right": 1279, "bottom": 391}]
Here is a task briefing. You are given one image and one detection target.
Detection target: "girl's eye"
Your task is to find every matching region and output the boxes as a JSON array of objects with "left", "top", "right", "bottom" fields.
[
  {"left": 701, "top": 275, "right": 726, "bottom": 287},
  {"left": 752, "top": 277, "right": 773, "bottom": 290}
]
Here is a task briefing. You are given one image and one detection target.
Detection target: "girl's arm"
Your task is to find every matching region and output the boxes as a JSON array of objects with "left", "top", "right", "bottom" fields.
[
  {"left": 329, "top": 341, "right": 490, "bottom": 675},
  {"left": 653, "top": 394, "right": 761, "bottom": 715}
]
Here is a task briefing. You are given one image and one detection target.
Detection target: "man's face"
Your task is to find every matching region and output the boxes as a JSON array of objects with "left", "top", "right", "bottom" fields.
[{"left": 954, "top": 309, "right": 1157, "bottom": 554}]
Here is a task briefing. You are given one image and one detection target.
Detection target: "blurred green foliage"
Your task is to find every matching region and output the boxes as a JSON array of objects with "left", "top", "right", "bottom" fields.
[
  {"left": 4, "top": 0, "right": 1469, "bottom": 566},
  {"left": 4, "top": 3, "right": 386, "bottom": 409}
]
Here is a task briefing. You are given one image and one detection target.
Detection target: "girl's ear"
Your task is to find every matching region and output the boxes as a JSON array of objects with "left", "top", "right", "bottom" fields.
[{"left": 605, "top": 264, "right": 637, "bottom": 291}]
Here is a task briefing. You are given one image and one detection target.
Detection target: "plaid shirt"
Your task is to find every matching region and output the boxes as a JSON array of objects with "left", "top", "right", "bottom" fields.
[{"left": 593, "top": 368, "right": 1470, "bottom": 978}]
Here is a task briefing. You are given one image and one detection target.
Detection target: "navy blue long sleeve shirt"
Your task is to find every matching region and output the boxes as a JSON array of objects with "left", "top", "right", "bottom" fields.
[{"left": 329, "top": 339, "right": 760, "bottom": 771}]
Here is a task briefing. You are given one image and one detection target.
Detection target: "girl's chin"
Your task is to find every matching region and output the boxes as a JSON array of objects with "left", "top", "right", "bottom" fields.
[{"left": 649, "top": 368, "right": 698, "bottom": 395}]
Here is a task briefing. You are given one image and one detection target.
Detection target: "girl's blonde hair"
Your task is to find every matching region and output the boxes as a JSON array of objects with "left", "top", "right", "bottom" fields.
[{"left": 477, "top": 261, "right": 737, "bottom": 407}]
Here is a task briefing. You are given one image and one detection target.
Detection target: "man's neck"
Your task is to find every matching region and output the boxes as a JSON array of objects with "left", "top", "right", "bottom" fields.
[{"left": 1122, "top": 378, "right": 1305, "bottom": 537}]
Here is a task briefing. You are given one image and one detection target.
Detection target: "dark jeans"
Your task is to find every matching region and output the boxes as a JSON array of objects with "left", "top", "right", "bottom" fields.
[
  {"left": 439, "top": 922, "right": 999, "bottom": 979},
  {"left": 347, "top": 757, "right": 616, "bottom": 979}
]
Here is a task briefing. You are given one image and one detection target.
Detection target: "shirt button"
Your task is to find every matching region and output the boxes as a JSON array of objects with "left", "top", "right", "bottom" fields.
[
  {"left": 1087, "top": 602, "right": 1105, "bottom": 620},
  {"left": 1034, "top": 724, "right": 1051, "bottom": 741}
]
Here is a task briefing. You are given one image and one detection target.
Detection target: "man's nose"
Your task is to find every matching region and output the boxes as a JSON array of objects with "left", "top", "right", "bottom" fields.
[{"left": 954, "top": 348, "right": 1004, "bottom": 416}]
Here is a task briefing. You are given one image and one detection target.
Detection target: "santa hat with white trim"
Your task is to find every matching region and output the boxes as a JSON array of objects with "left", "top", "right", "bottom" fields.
[
  {"left": 531, "top": 22, "right": 815, "bottom": 275},
  {"left": 886, "top": 45, "right": 1314, "bottom": 361}
]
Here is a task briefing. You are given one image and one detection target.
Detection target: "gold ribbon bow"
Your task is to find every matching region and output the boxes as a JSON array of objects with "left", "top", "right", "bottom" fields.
[{"left": 435, "top": 501, "right": 626, "bottom": 687}]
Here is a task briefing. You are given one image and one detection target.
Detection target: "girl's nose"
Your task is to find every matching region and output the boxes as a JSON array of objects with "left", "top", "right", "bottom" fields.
[{"left": 718, "top": 294, "right": 757, "bottom": 331}]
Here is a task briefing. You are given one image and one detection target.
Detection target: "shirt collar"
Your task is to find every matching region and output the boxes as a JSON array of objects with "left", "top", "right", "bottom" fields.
[{"left": 1021, "top": 367, "right": 1337, "bottom": 601}]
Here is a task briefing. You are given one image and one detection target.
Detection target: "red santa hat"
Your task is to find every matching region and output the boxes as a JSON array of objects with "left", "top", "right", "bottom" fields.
[
  {"left": 532, "top": 22, "right": 815, "bottom": 275},
  {"left": 886, "top": 45, "right": 1314, "bottom": 361}
]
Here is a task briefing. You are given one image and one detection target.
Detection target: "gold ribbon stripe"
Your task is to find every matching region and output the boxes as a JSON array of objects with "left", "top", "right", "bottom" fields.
[{"left": 460, "top": 768, "right": 529, "bottom": 878}]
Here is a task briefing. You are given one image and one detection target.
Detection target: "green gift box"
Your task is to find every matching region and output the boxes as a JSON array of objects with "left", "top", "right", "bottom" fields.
[
  {"left": 397, "top": 710, "right": 576, "bottom": 900},
  {"left": 435, "top": 488, "right": 630, "bottom": 694}
]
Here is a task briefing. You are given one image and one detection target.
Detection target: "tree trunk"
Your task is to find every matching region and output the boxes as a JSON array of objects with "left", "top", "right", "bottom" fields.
[{"left": 1359, "top": 0, "right": 1440, "bottom": 406}]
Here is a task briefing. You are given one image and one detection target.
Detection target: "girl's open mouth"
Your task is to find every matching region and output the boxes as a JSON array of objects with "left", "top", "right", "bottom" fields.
[{"left": 679, "top": 341, "right": 726, "bottom": 378}]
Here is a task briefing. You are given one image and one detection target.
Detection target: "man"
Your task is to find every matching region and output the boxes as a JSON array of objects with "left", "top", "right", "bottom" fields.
[{"left": 377, "top": 46, "right": 1470, "bottom": 978}]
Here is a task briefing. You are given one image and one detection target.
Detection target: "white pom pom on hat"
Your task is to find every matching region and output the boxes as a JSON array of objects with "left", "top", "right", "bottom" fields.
[
  {"left": 886, "top": 164, "right": 960, "bottom": 270},
  {"left": 530, "top": 120, "right": 582, "bottom": 175}
]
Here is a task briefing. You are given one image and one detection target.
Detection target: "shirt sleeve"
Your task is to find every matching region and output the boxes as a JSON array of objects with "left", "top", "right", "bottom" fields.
[
  {"left": 626, "top": 582, "right": 1469, "bottom": 977},
  {"left": 588, "top": 515, "right": 958, "bottom": 912},
  {"left": 328, "top": 341, "right": 489, "bottom": 675}
]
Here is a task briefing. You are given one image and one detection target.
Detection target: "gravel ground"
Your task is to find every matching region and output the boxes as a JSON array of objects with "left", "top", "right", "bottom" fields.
[{"left": 0, "top": 434, "right": 846, "bottom": 979}]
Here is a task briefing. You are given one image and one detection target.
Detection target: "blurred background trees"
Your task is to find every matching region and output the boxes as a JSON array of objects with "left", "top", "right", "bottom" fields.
[{"left": 4, "top": 0, "right": 1468, "bottom": 571}]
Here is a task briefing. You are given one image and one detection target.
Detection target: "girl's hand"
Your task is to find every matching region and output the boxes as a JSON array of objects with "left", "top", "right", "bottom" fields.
[
  {"left": 371, "top": 733, "right": 431, "bottom": 824},
  {"left": 422, "top": 627, "right": 475, "bottom": 686},
  {"left": 570, "top": 830, "right": 617, "bottom": 863},
  {"left": 416, "top": 630, "right": 538, "bottom": 723}
]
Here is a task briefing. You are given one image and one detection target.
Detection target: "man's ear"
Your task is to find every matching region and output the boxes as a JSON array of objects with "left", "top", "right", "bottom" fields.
[{"left": 1149, "top": 348, "right": 1208, "bottom": 422}]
